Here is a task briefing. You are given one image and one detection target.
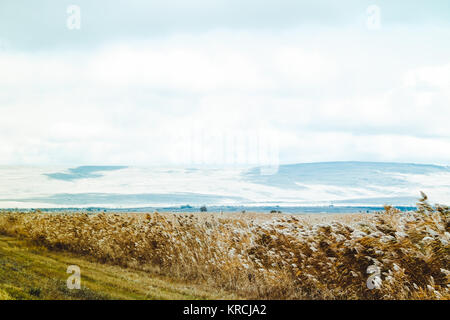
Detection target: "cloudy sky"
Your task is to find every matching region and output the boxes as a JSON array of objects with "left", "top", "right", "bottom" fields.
[{"left": 0, "top": 0, "right": 449, "bottom": 166}]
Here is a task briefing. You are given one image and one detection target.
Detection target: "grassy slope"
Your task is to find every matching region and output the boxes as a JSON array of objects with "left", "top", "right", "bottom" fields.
[{"left": 0, "top": 235, "right": 236, "bottom": 300}]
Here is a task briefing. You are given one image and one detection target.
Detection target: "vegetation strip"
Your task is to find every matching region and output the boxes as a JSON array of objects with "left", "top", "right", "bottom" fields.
[{"left": 0, "top": 193, "right": 448, "bottom": 299}]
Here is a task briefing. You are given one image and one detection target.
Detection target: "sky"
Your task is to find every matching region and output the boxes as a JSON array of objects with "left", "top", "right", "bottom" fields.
[{"left": 0, "top": 1, "right": 449, "bottom": 166}]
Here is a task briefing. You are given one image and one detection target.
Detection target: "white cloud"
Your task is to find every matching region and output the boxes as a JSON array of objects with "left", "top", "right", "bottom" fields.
[
  {"left": 0, "top": 29, "right": 449, "bottom": 165},
  {"left": 404, "top": 63, "right": 450, "bottom": 89}
]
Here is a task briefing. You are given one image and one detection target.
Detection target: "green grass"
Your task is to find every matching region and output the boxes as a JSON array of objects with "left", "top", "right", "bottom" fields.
[{"left": 0, "top": 235, "right": 236, "bottom": 300}]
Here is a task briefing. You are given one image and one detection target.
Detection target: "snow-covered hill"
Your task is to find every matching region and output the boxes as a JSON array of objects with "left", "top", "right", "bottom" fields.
[{"left": 0, "top": 162, "right": 448, "bottom": 209}]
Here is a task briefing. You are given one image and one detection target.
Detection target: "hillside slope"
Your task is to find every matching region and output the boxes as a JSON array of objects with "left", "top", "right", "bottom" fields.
[{"left": 0, "top": 235, "right": 236, "bottom": 300}]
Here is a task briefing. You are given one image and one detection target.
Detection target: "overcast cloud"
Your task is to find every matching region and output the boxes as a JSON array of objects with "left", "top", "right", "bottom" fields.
[{"left": 0, "top": 1, "right": 449, "bottom": 166}]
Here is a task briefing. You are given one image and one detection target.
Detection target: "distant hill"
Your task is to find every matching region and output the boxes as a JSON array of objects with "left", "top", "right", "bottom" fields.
[
  {"left": 245, "top": 161, "right": 448, "bottom": 189},
  {"left": 243, "top": 161, "right": 450, "bottom": 206},
  {"left": 0, "top": 162, "right": 448, "bottom": 209}
]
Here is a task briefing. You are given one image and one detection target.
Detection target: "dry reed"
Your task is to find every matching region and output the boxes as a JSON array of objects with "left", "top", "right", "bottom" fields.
[{"left": 0, "top": 193, "right": 448, "bottom": 299}]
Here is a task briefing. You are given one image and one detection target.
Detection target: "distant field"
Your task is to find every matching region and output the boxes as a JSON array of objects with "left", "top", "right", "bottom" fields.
[
  {"left": 0, "top": 205, "right": 417, "bottom": 214},
  {"left": 0, "top": 195, "right": 448, "bottom": 300}
]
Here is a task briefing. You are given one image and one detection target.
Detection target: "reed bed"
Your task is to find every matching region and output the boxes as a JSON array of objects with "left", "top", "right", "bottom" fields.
[{"left": 0, "top": 193, "right": 448, "bottom": 299}]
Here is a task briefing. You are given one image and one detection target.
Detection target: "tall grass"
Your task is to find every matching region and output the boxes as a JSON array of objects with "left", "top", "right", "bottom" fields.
[{"left": 0, "top": 194, "right": 448, "bottom": 299}]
